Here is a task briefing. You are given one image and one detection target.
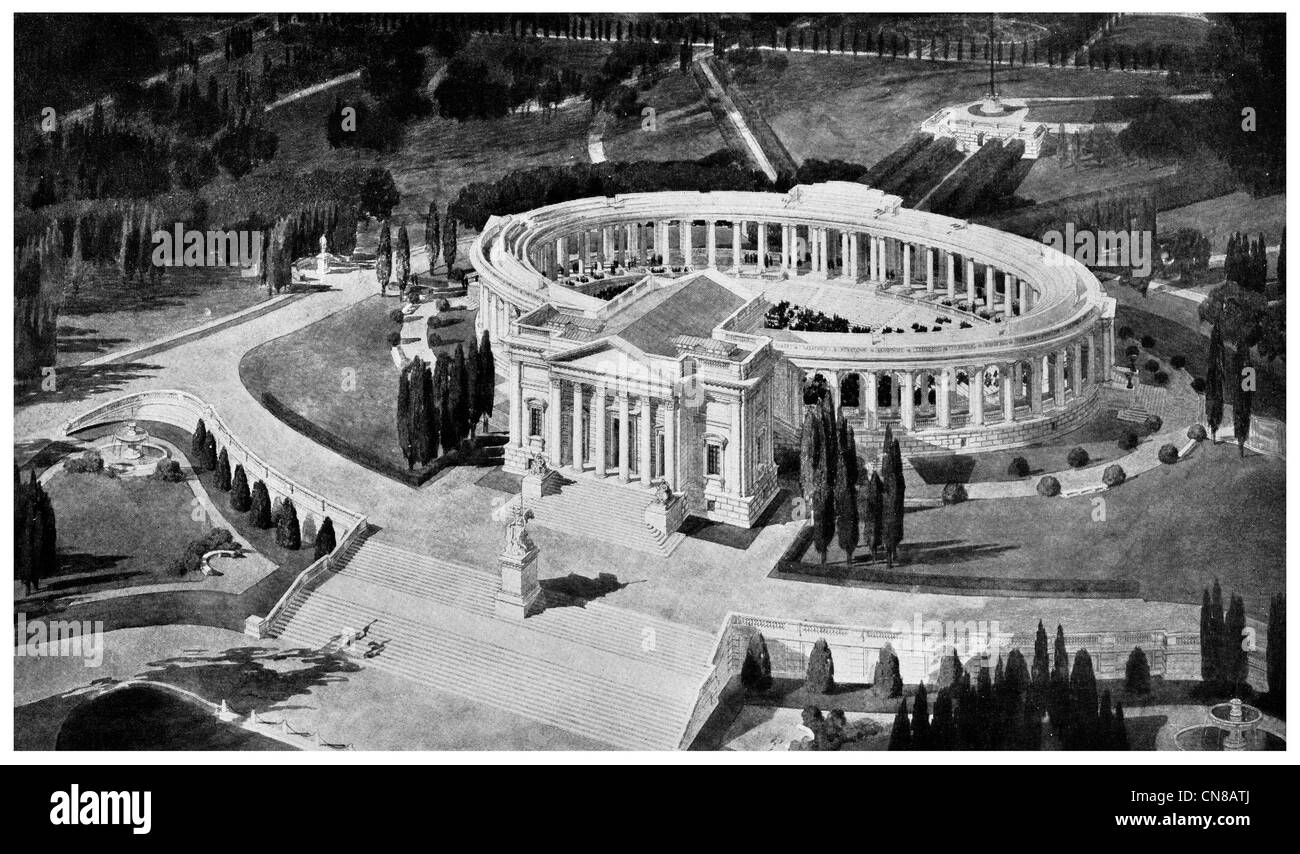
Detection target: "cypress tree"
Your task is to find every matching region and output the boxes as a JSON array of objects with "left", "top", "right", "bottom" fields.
[
  {"left": 465, "top": 332, "right": 481, "bottom": 437},
  {"left": 1266, "top": 593, "right": 1285, "bottom": 708},
  {"left": 1030, "top": 620, "right": 1050, "bottom": 717},
  {"left": 230, "top": 464, "right": 251, "bottom": 511},
  {"left": 313, "top": 516, "right": 337, "bottom": 560},
  {"left": 889, "top": 699, "right": 912, "bottom": 750},
  {"left": 376, "top": 220, "right": 392, "bottom": 294},
  {"left": 930, "top": 688, "right": 955, "bottom": 749},
  {"left": 442, "top": 214, "right": 458, "bottom": 274},
  {"left": 451, "top": 343, "right": 469, "bottom": 445},
  {"left": 215, "top": 448, "right": 232, "bottom": 491},
  {"left": 799, "top": 404, "right": 825, "bottom": 524},
  {"left": 1206, "top": 323, "right": 1224, "bottom": 440},
  {"left": 1125, "top": 647, "right": 1151, "bottom": 694},
  {"left": 433, "top": 354, "right": 452, "bottom": 456},
  {"left": 477, "top": 330, "right": 496, "bottom": 431},
  {"left": 397, "top": 363, "right": 414, "bottom": 466},
  {"left": 191, "top": 418, "right": 208, "bottom": 462},
  {"left": 202, "top": 432, "right": 218, "bottom": 473},
  {"left": 1113, "top": 702, "right": 1130, "bottom": 750},
  {"left": 910, "top": 682, "right": 930, "bottom": 748},
  {"left": 276, "top": 497, "right": 301, "bottom": 549},
  {"left": 249, "top": 480, "right": 273, "bottom": 529},
  {"left": 880, "top": 429, "right": 905, "bottom": 567},
  {"left": 1231, "top": 346, "right": 1253, "bottom": 456},
  {"left": 1098, "top": 689, "right": 1115, "bottom": 748},
  {"left": 833, "top": 418, "right": 858, "bottom": 566},
  {"left": 425, "top": 200, "right": 441, "bottom": 272},
  {"left": 394, "top": 225, "right": 411, "bottom": 289},
  {"left": 1223, "top": 593, "right": 1247, "bottom": 690},
  {"left": 1069, "top": 649, "right": 1099, "bottom": 749},
  {"left": 1048, "top": 624, "right": 1070, "bottom": 735},
  {"left": 1208, "top": 579, "right": 1226, "bottom": 685}
]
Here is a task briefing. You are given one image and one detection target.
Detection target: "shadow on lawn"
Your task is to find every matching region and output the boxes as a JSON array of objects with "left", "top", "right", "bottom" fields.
[{"left": 14, "top": 361, "right": 163, "bottom": 409}]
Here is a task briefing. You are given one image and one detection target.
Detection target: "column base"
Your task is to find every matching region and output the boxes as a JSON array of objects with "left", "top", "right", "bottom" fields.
[{"left": 495, "top": 545, "right": 543, "bottom": 620}]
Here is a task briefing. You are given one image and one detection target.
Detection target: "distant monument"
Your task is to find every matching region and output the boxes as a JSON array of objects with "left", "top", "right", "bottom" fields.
[
  {"left": 317, "top": 233, "right": 329, "bottom": 280},
  {"left": 496, "top": 503, "right": 542, "bottom": 619}
]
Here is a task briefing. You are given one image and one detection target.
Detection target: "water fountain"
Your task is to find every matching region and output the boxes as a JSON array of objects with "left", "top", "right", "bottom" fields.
[
  {"left": 1173, "top": 698, "right": 1284, "bottom": 751},
  {"left": 96, "top": 420, "right": 170, "bottom": 477}
]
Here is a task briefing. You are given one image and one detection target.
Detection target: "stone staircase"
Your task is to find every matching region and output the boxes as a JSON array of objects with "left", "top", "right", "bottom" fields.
[
  {"left": 510, "top": 474, "right": 686, "bottom": 557},
  {"left": 269, "top": 535, "right": 715, "bottom": 750}
]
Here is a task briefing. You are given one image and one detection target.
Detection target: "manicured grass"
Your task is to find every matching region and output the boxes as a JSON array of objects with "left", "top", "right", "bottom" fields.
[
  {"left": 41, "top": 469, "right": 207, "bottom": 593},
  {"left": 1015, "top": 154, "right": 1180, "bottom": 204},
  {"left": 869, "top": 442, "right": 1284, "bottom": 616},
  {"left": 56, "top": 266, "right": 271, "bottom": 367},
  {"left": 1103, "top": 14, "right": 1211, "bottom": 50},
  {"left": 603, "top": 69, "right": 725, "bottom": 162},
  {"left": 732, "top": 52, "right": 1175, "bottom": 166},
  {"left": 239, "top": 294, "right": 478, "bottom": 474},
  {"left": 1158, "top": 190, "right": 1287, "bottom": 253}
]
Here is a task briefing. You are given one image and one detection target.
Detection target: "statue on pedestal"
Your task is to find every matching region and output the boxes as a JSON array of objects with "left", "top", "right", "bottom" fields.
[{"left": 503, "top": 504, "right": 536, "bottom": 558}]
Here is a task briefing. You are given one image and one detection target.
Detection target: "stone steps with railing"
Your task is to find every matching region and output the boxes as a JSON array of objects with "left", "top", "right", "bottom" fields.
[{"left": 512, "top": 474, "right": 685, "bottom": 557}]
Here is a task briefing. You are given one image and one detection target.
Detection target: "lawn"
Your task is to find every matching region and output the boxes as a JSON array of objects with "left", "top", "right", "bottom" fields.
[
  {"left": 729, "top": 52, "right": 1177, "bottom": 166},
  {"left": 40, "top": 469, "right": 208, "bottom": 593},
  {"left": 1158, "top": 191, "right": 1287, "bottom": 253},
  {"left": 56, "top": 265, "right": 272, "bottom": 367},
  {"left": 239, "top": 294, "right": 479, "bottom": 474},
  {"left": 1014, "top": 152, "right": 1180, "bottom": 203},
  {"left": 1103, "top": 14, "right": 1211, "bottom": 50},
  {"left": 602, "top": 68, "right": 725, "bottom": 162},
  {"left": 807, "top": 441, "right": 1285, "bottom": 617}
]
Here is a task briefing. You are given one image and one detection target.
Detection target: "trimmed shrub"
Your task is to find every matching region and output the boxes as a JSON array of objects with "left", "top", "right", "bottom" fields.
[
  {"left": 215, "top": 448, "right": 232, "bottom": 491},
  {"left": 1007, "top": 456, "right": 1030, "bottom": 477},
  {"left": 1117, "top": 325, "right": 1133, "bottom": 340},
  {"left": 805, "top": 638, "right": 835, "bottom": 694},
  {"left": 191, "top": 419, "right": 208, "bottom": 460},
  {"left": 1144, "top": 415, "right": 1163, "bottom": 432},
  {"left": 1117, "top": 430, "right": 1139, "bottom": 451},
  {"left": 229, "top": 464, "right": 251, "bottom": 511},
  {"left": 151, "top": 459, "right": 185, "bottom": 482},
  {"left": 388, "top": 308, "right": 405, "bottom": 323},
  {"left": 1125, "top": 647, "right": 1152, "bottom": 694},
  {"left": 1124, "top": 344, "right": 1140, "bottom": 359},
  {"left": 434, "top": 298, "right": 451, "bottom": 312},
  {"left": 65, "top": 449, "right": 105, "bottom": 474},
  {"left": 1036, "top": 475, "right": 1061, "bottom": 497},
  {"left": 202, "top": 433, "right": 218, "bottom": 472},
  {"left": 1170, "top": 355, "right": 1187, "bottom": 370},
  {"left": 1190, "top": 377, "right": 1206, "bottom": 393},
  {"left": 313, "top": 517, "right": 337, "bottom": 560},
  {"left": 1157, "top": 443, "right": 1179, "bottom": 464},
  {"left": 178, "top": 528, "right": 237, "bottom": 575},
  {"left": 275, "top": 497, "right": 301, "bottom": 550},
  {"left": 941, "top": 482, "right": 968, "bottom": 505},
  {"left": 1143, "top": 358, "right": 1160, "bottom": 374},
  {"left": 386, "top": 331, "right": 402, "bottom": 347},
  {"left": 1067, "top": 447, "right": 1090, "bottom": 468},
  {"left": 1187, "top": 423, "right": 1207, "bottom": 441},
  {"left": 1102, "top": 464, "right": 1126, "bottom": 487},
  {"left": 1153, "top": 370, "right": 1169, "bottom": 386},
  {"left": 249, "top": 480, "right": 274, "bottom": 528},
  {"left": 427, "top": 332, "right": 443, "bottom": 348},
  {"left": 1140, "top": 335, "right": 1155, "bottom": 349},
  {"left": 741, "top": 633, "right": 773, "bottom": 691}
]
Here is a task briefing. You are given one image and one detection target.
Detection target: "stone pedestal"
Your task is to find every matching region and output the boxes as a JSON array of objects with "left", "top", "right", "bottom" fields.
[
  {"left": 521, "top": 470, "right": 560, "bottom": 500},
  {"left": 495, "top": 544, "right": 542, "bottom": 620},
  {"left": 243, "top": 615, "right": 266, "bottom": 639}
]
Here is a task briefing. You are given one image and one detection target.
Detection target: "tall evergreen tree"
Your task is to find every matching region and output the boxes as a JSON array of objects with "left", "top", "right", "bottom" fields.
[
  {"left": 249, "top": 480, "right": 273, "bottom": 529},
  {"left": 1068, "top": 649, "right": 1099, "bottom": 749},
  {"left": 805, "top": 638, "right": 835, "bottom": 694},
  {"left": 1113, "top": 702, "right": 1130, "bottom": 749},
  {"left": 230, "top": 464, "right": 251, "bottom": 511},
  {"left": 394, "top": 225, "right": 411, "bottom": 289},
  {"left": 441, "top": 214, "right": 458, "bottom": 275},
  {"left": 202, "top": 433, "right": 218, "bottom": 473},
  {"left": 1223, "top": 593, "right": 1248, "bottom": 690},
  {"left": 191, "top": 418, "right": 208, "bottom": 463},
  {"left": 465, "top": 333, "right": 481, "bottom": 437},
  {"left": 1030, "top": 620, "right": 1051, "bottom": 717},
  {"left": 834, "top": 418, "right": 859, "bottom": 566},
  {"left": 1266, "top": 593, "right": 1285, "bottom": 709},
  {"left": 1206, "top": 322, "right": 1225, "bottom": 440},
  {"left": 451, "top": 343, "right": 470, "bottom": 445},
  {"left": 376, "top": 220, "right": 392, "bottom": 294},
  {"left": 425, "top": 200, "right": 441, "bottom": 272},
  {"left": 889, "top": 699, "right": 912, "bottom": 750},
  {"left": 930, "top": 688, "right": 955, "bottom": 750},
  {"left": 1231, "top": 346, "right": 1253, "bottom": 456},
  {"left": 910, "top": 682, "right": 930, "bottom": 748},
  {"left": 477, "top": 330, "right": 496, "bottom": 432},
  {"left": 396, "top": 363, "right": 414, "bottom": 466},
  {"left": 313, "top": 516, "right": 337, "bottom": 560},
  {"left": 276, "top": 497, "right": 301, "bottom": 549},
  {"left": 432, "top": 354, "right": 452, "bottom": 457},
  {"left": 1048, "top": 624, "right": 1071, "bottom": 735},
  {"left": 215, "top": 448, "right": 232, "bottom": 492}
]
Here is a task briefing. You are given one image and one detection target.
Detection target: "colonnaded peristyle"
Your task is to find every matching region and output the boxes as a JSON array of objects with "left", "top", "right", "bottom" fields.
[{"left": 473, "top": 182, "right": 1116, "bottom": 529}]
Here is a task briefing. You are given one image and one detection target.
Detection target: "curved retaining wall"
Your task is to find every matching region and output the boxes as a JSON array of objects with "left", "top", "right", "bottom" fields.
[{"left": 61, "top": 389, "right": 368, "bottom": 636}]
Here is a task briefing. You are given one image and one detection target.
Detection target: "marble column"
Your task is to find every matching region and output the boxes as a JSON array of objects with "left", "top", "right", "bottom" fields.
[
  {"left": 592, "top": 384, "right": 607, "bottom": 477},
  {"left": 757, "top": 222, "right": 767, "bottom": 272},
  {"left": 970, "top": 368, "right": 985, "bottom": 426},
  {"left": 1053, "top": 351, "right": 1067, "bottom": 409},
  {"left": 663, "top": 399, "right": 677, "bottom": 490},
  {"left": 707, "top": 221, "right": 718, "bottom": 268},
  {"left": 864, "top": 371, "right": 878, "bottom": 429},
  {"left": 902, "top": 243, "right": 912, "bottom": 287},
  {"left": 1072, "top": 341, "right": 1083, "bottom": 394},
  {"left": 1030, "top": 357, "right": 1044, "bottom": 416},
  {"left": 729, "top": 396, "right": 743, "bottom": 495},
  {"left": 946, "top": 252, "right": 956, "bottom": 299},
  {"left": 732, "top": 220, "right": 742, "bottom": 270},
  {"left": 571, "top": 382, "right": 584, "bottom": 470},
  {"left": 1002, "top": 366, "right": 1015, "bottom": 422},
  {"left": 938, "top": 368, "right": 952, "bottom": 428},
  {"left": 840, "top": 232, "right": 850, "bottom": 279},
  {"left": 926, "top": 247, "right": 935, "bottom": 292},
  {"left": 900, "top": 370, "right": 915, "bottom": 430},
  {"left": 965, "top": 258, "right": 976, "bottom": 304},
  {"left": 639, "top": 397, "right": 653, "bottom": 486},
  {"left": 681, "top": 220, "right": 693, "bottom": 268},
  {"left": 1005, "top": 274, "right": 1015, "bottom": 316},
  {"left": 508, "top": 361, "right": 522, "bottom": 447},
  {"left": 617, "top": 393, "right": 630, "bottom": 482},
  {"left": 848, "top": 233, "right": 859, "bottom": 280},
  {"left": 548, "top": 380, "right": 563, "bottom": 464}
]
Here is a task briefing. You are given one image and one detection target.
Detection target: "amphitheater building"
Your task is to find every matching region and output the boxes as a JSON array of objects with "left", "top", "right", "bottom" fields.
[{"left": 472, "top": 182, "right": 1116, "bottom": 528}]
